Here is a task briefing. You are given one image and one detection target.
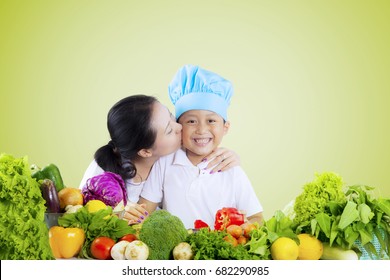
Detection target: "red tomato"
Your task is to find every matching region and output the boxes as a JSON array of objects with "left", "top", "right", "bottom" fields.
[
  {"left": 119, "top": 234, "right": 137, "bottom": 242},
  {"left": 90, "top": 236, "right": 115, "bottom": 260}
]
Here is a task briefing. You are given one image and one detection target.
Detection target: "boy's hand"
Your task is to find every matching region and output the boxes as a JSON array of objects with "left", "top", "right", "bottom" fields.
[
  {"left": 122, "top": 203, "right": 149, "bottom": 225},
  {"left": 204, "top": 147, "right": 240, "bottom": 173}
]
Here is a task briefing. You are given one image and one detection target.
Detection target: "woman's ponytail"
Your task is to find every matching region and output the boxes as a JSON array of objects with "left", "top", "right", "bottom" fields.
[
  {"left": 119, "top": 156, "right": 137, "bottom": 180},
  {"left": 94, "top": 141, "right": 121, "bottom": 176}
]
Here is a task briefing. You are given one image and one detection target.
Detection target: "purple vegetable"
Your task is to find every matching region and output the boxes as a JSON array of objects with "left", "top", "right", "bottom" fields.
[{"left": 82, "top": 172, "right": 127, "bottom": 207}]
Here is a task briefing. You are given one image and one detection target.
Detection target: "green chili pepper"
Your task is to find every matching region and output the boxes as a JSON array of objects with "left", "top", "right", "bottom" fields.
[{"left": 32, "top": 163, "right": 65, "bottom": 192}]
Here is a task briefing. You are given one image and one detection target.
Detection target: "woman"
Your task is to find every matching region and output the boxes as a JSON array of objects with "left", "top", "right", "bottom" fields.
[{"left": 79, "top": 95, "right": 239, "bottom": 219}]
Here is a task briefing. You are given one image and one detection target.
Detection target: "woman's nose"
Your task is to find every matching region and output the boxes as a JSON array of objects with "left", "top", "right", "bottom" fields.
[{"left": 175, "top": 122, "right": 182, "bottom": 133}]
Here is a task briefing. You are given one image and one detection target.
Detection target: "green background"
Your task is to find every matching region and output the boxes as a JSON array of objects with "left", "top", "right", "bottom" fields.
[{"left": 1, "top": 0, "right": 389, "bottom": 219}]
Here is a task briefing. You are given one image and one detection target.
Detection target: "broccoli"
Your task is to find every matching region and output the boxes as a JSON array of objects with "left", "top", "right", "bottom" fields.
[{"left": 139, "top": 210, "right": 188, "bottom": 260}]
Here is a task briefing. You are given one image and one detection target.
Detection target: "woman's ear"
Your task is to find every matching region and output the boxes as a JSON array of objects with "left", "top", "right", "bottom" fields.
[
  {"left": 137, "top": 149, "right": 153, "bottom": 158},
  {"left": 223, "top": 120, "right": 230, "bottom": 135}
]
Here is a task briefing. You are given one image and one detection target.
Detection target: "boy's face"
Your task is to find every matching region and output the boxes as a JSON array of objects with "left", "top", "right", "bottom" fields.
[{"left": 178, "top": 110, "right": 230, "bottom": 164}]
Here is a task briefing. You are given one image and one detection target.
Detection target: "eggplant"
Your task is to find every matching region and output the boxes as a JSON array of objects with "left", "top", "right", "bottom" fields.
[{"left": 41, "top": 179, "right": 61, "bottom": 213}]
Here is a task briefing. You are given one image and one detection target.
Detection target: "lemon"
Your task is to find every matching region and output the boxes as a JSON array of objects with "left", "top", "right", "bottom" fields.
[
  {"left": 270, "top": 237, "right": 299, "bottom": 260},
  {"left": 297, "top": 233, "right": 323, "bottom": 260},
  {"left": 85, "top": 200, "right": 107, "bottom": 213}
]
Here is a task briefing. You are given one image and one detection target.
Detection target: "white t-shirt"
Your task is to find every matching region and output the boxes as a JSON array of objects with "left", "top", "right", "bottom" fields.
[
  {"left": 140, "top": 148, "right": 263, "bottom": 229},
  {"left": 79, "top": 160, "right": 144, "bottom": 204}
]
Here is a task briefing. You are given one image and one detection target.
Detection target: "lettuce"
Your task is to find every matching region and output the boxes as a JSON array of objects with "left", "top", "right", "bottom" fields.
[
  {"left": 0, "top": 153, "right": 54, "bottom": 259},
  {"left": 293, "top": 172, "right": 346, "bottom": 227},
  {"left": 81, "top": 172, "right": 127, "bottom": 208}
]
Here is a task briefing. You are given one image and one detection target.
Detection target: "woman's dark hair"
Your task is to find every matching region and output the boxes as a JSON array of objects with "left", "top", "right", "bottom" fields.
[{"left": 94, "top": 95, "right": 158, "bottom": 181}]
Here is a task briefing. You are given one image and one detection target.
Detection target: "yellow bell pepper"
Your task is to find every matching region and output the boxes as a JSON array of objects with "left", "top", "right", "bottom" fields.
[{"left": 49, "top": 226, "right": 85, "bottom": 259}]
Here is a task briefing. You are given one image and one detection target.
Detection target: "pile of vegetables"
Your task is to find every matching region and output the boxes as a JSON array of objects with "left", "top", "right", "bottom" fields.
[
  {"left": 181, "top": 210, "right": 300, "bottom": 260},
  {"left": 2, "top": 152, "right": 389, "bottom": 261},
  {"left": 292, "top": 172, "right": 390, "bottom": 259},
  {"left": 174, "top": 172, "right": 390, "bottom": 260},
  {"left": 58, "top": 206, "right": 134, "bottom": 259},
  {"left": 0, "top": 154, "right": 54, "bottom": 259}
]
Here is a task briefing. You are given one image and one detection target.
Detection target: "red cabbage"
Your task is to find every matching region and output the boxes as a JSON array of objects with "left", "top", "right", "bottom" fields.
[{"left": 82, "top": 172, "right": 127, "bottom": 207}]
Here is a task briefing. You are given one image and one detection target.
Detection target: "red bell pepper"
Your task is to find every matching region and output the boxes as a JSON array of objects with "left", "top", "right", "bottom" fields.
[
  {"left": 214, "top": 207, "right": 245, "bottom": 230},
  {"left": 194, "top": 219, "right": 209, "bottom": 229}
]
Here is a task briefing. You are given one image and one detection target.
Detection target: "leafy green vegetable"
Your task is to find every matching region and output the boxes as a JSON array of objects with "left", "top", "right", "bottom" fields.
[
  {"left": 314, "top": 212, "right": 331, "bottom": 238},
  {"left": 58, "top": 206, "right": 134, "bottom": 259},
  {"left": 310, "top": 185, "right": 390, "bottom": 259},
  {"left": 0, "top": 153, "right": 54, "bottom": 260},
  {"left": 245, "top": 227, "right": 270, "bottom": 257},
  {"left": 376, "top": 198, "right": 390, "bottom": 216},
  {"left": 291, "top": 172, "right": 389, "bottom": 259},
  {"left": 358, "top": 203, "right": 374, "bottom": 224},
  {"left": 186, "top": 228, "right": 267, "bottom": 260},
  {"left": 338, "top": 201, "right": 359, "bottom": 230},
  {"left": 265, "top": 210, "right": 297, "bottom": 242},
  {"left": 293, "top": 172, "right": 346, "bottom": 228}
]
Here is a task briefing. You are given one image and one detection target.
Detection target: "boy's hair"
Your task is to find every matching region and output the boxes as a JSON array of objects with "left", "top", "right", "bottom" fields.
[{"left": 168, "top": 65, "right": 233, "bottom": 121}]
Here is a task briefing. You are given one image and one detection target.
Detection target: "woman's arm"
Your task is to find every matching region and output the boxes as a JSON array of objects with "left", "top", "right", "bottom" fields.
[{"left": 122, "top": 198, "right": 159, "bottom": 224}]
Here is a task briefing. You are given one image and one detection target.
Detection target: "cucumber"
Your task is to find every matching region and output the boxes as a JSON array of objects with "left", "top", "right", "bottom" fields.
[{"left": 41, "top": 179, "right": 61, "bottom": 213}]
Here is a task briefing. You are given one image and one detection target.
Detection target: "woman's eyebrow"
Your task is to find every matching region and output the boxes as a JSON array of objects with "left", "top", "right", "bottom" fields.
[
  {"left": 164, "top": 120, "right": 171, "bottom": 133},
  {"left": 164, "top": 108, "right": 172, "bottom": 133}
]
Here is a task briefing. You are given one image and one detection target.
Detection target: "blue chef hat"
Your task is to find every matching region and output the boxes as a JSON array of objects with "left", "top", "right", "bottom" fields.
[{"left": 168, "top": 65, "right": 233, "bottom": 120}]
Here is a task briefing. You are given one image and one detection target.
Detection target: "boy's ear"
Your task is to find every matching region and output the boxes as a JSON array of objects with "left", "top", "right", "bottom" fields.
[
  {"left": 223, "top": 121, "right": 230, "bottom": 135},
  {"left": 137, "top": 148, "right": 153, "bottom": 158}
]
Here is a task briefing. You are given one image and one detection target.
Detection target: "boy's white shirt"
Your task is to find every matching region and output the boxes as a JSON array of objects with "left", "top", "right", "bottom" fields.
[{"left": 140, "top": 148, "right": 263, "bottom": 229}]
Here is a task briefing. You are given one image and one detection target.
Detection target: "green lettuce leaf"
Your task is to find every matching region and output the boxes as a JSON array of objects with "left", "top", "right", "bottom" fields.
[{"left": 0, "top": 153, "right": 54, "bottom": 260}]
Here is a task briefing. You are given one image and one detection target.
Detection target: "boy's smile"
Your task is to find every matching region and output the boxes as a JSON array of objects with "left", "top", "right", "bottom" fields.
[
  {"left": 193, "top": 137, "right": 212, "bottom": 146},
  {"left": 178, "top": 110, "right": 230, "bottom": 165}
]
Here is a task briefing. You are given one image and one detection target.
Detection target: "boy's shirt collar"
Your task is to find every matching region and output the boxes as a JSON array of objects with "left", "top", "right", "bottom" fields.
[{"left": 172, "top": 148, "right": 217, "bottom": 175}]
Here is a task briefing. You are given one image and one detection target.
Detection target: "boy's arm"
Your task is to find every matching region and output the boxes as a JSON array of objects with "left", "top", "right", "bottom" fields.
[
  {"left": 247, "top": 212, "right": 264, "bottom": 226},
  {"left": 234, "top": 167, "right": 264, "bottom": 225}
]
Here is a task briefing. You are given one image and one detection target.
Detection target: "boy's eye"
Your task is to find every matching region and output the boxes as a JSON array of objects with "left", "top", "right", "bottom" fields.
[
  {"left": 208, "top": 119, "right": 217, "bottom": 123},
  {"left": 187, "top": 120, "right": 196, "bottom": 124}
]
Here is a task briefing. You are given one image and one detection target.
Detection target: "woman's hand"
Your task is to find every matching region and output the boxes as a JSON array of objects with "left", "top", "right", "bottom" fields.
[
  {"left": 203, "top": 147, "right": 241, "bottom": 173},
  {"left": 122, "top": 203, "right": 149, "bottom": 225}
]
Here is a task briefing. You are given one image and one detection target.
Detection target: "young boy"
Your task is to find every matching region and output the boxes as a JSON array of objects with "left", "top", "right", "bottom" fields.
[{"left": 138, "top": 65, "right": 263, "bottom": 229}]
